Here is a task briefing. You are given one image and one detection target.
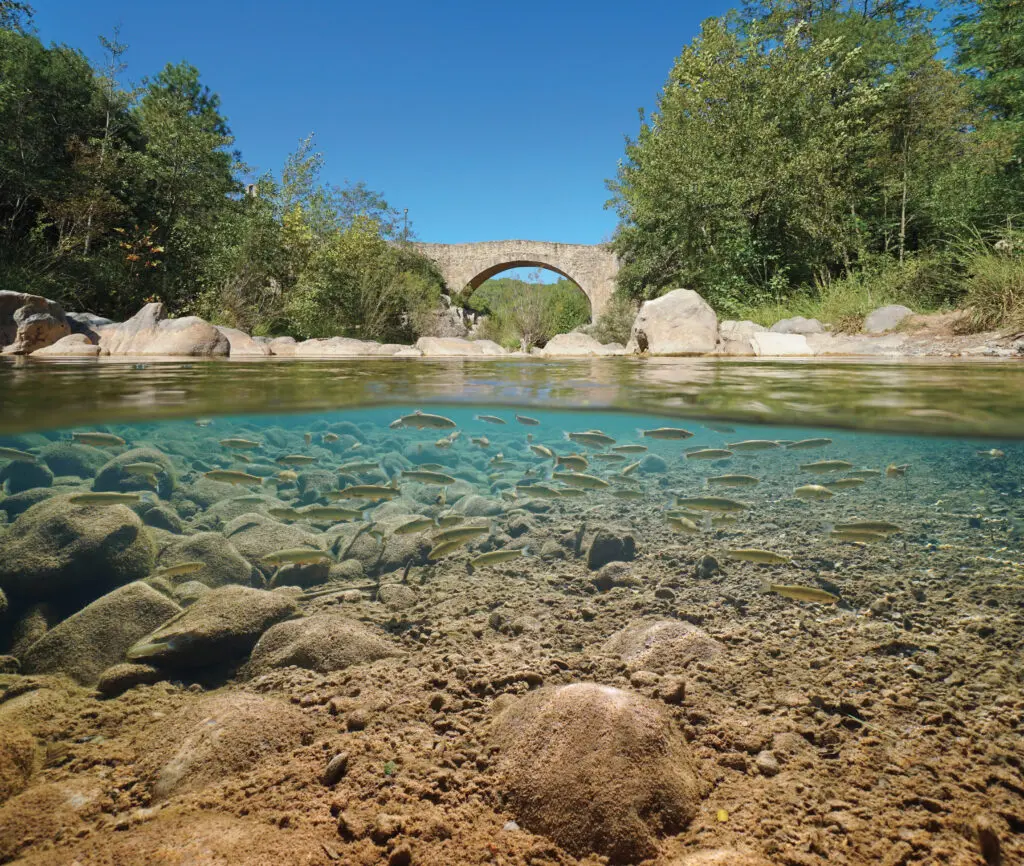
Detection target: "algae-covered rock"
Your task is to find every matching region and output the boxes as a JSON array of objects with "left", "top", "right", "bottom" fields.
[
  {"left": 142, "top": 693, "right": 312, "bottom": 800},
  {"left": 0, "top": 460, "right": 53, "bottom": 494},
  {"left": 585, "top": 526, "right": 636, "bottom": 570},
  {"left": 93, "top": 447, "right": 175, "bottom": 498},
  {"left": 158, "top": 532, "right": 252, "bottom": 587},
  {"left": 491, "top": 683, "right": 702, "bottom": 863},
  {"left": 39, "top": 441, "right": 108, "bottom": 478},
  {"left": 223, "top": 511, "right": 324, "bottom": 563},
  {"left": 603, "top": 619, "right": 723, "bottom": 673},
  {"left": 20, "top": 582, "right": 181, "bottom": 685},
  {"left": 96, "top": 662, "right": 165, "bottom": 697},
  {"left": 245, "top": 613, "right": 400, "bottom": 677},
  {"left": 0, "top": 495, "right": 156, "bottom": 602},
  {"left": 127, "top": 585, "right": 297, "bottom": 669}
]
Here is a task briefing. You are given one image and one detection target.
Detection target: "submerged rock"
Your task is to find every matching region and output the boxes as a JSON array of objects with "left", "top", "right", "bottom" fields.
[
  {"left": 142, "top": 693, "right": 312, "bottom": 800},
  {"left": 20, "top": 582, "right": 181, "bottom": 685},
  {"left": 491, "top": 683, "right": 702, "bottom": 863},
  {"left": 126, "top": 585, "right": 297, "bottom": 669},
  {"left": 245, "top": 613, "right": 400, "bottom": 677},
  {"left": 95, "top": 662, "right": 165, "bottom": 697},
  {"left": 585, "top": 526, "right": 637, "bottom": 570},
  {"left": 223, "top": 512, "right": 324, "bottom": 563},
  {"left": 38, "top": 441, "right": 108, "bottom": 478},
  {"left": 0, "top": 460, "right": 53, "bottom": 495},
  {"left": 0, "top": 495, "right": 155, "bottom": 603},
  {"left": 158, "top": 532, "right": 252, "bottom": 587},
  {"left": 93, "top": 447, "right": 175, "bottom": 497}
]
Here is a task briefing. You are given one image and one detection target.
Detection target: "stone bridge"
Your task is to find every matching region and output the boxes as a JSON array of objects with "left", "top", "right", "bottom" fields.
[{"left": 413, "top": 240, "right": 619, "bottom": 319}]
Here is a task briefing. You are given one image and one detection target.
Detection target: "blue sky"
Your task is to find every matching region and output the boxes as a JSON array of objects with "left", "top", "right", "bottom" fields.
[{"left": 34, "top": 0, "right": 733, "bottom": 253}]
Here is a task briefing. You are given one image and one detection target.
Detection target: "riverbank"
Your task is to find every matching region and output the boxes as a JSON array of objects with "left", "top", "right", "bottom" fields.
[{"left": 2, "top": 290, "right": 1022, "bottom": 361}]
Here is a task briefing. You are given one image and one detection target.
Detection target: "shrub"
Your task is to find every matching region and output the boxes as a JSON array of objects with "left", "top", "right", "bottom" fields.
[
  {"left": 589, "top": 294, "right": 638, "bottom": 345},
  {"left": 956, "top": 240, "right": 1024, "bottom": 333}
]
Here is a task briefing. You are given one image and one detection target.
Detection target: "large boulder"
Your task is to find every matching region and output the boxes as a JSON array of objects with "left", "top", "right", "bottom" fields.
[
  {"left": 863, "top": 304, "right": 914, "bottom": 334},
  {"left": 126, "top": 585, "right": 298, "bottom": 669},
  {"left": 141, "top": 693, "right": 312, "bottom": 801},
  {"left": 768, "top": 316, "right": 824, "bottom": 335},
  {"left": 627, "top": 290, "right": 718, "bottom": 355},
  {"left": 65, "top": 311, "right": 113, "bottom": 341},
  {"left": 19, "top": 582, "right": 181, "bottom": 685},
  {"left": 750, "top": 332, "right": 811, "bottom": 356},
  {"left": 30, "top": 333, "right": 104, "bottom": 357},
  {"left": 0, "top": 460, "right": 52, "bottom": 494},
  {"left": 39, "top": 441, "right": 108, "bottom": 478},
  {"left": 0, "top": 291, "right": 70, "bottom": 355},
  {"left": 96, "top": 303, "right": 229, "bottom": 357},
  {"left": 267, "top": 336, "right": 297, "bottom": 356},
  {"left": 585, "top": 526, "right": 637, "bottom": 570},
  {"left": 533, "top": 332, "right": 625, "bottom": 357},
  {"left": 214, "top": 326, "right": 271, "bottom": 356},
  {"left": 0, "top": 495, "right": 156, "bottom": 602},
  {"left": 414, "top": 336, "right": 506, "bottom": 356},
  {"left": 716, "top": 320, "right": 766, "bottom": 356},
  {"left": 244, "top": 613, "right": 400, "bottom": 677},
  {"left": 491, "top": 683, "right": 702, "bottom": 863}
]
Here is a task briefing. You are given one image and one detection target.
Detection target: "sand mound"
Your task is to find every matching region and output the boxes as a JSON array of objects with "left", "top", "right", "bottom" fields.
[
  {"left": 491, "top": 682, "right": 703, "bottom": 863},
  {"left": 603, "top": 619, "right": 723, "bottom": 672}
]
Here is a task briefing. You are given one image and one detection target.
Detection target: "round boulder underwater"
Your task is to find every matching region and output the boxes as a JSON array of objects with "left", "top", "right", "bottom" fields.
[{"left": 490, "top": 682, "right": 703, "bottom": 864}]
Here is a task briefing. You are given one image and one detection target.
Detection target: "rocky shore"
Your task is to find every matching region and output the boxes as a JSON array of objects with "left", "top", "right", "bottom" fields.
[{"left": 2, "top": 289, "right": 1021, "bottom": 361}]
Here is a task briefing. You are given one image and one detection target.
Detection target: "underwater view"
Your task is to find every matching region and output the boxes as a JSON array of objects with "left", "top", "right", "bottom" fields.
[{"left": 0, "top": 361, "right": 1022, "bottom": 866}]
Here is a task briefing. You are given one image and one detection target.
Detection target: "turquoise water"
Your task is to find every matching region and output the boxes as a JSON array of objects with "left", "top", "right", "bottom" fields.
[{"left": 1, "top": 365, "right": 1023, "bottom": 864}]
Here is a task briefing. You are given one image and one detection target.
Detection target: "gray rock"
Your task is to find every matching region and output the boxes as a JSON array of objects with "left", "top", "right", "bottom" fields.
[
  {"left": 755, "top": 750, "right": 780, "bottom": 777},
  {"left": 127, "top": 585, "right": 298, "bottom": 669},
  {"left": 65, "top": 311, "right": 113, "bottom": 340},
  {"left": 414, "top": 337, "right": 507, "bottom": 356},
  {"left": 453, "top": 494, "right": 504, "bottom": 517},
  {"left": 0, "top": 495, "right": 155, "bottom": 602},
  {"left": 96, "top": 302, "right": 229, "bottom": 357},
  {"left": 638, "top": 454, "right": 668, "bottom": 475},
  {"left": 585, "top": 527, "right": 637, "bottom": 570},
  {"left": 604, "top": 619, "right": 723, "bottom": 673},
  {"left": 158, "top": 532, "right": 252, "bottom": 588},
  {"left": 0, "top": 460, "right": 53, "bottom": 494},
  {"left": 268, "top": 560, "right": 330, "bottom": 589},
  {"left": 750, "top": 332, "right": 811, "bottom": 356},
  {"left": 627, "top": 289, "right": 717, "bottom": 355},
  {"left": 20, "top": 582, "right": 180, "bottom": 685},
  {"left": 245, "top": 613, "right": 400, "bottom": 677},
  {"left": 591, "top": 561, "right": 642, "bottom": 591},
  {"left": 214, "top": 326, "right": 270, "bottom": 356},
  {"left": 377, "top": 583, "right": 416, "bottom": 610},
  {"left": 174, "top": 580, "right": 210, "bottom": 606},
  {"left": 863, "top": 304, "right": 914, "bottom": 334},
  {"left": 139, "top": 502, "right": 184, "bottom": 533},
  {"left": 534, "top": 333, "right": 625, "bottom": 357},
  {"left": 0, "top": 290, "right": 70, "bottom": 355},
  {"left": 769, "top": 316, "right": 824, "bottom": 335}
]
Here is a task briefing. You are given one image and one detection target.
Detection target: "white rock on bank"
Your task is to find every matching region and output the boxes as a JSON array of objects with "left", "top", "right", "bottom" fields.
[
  {"left": 215, "top": 326, "right": 271, "bottom": 356},
  {"left": 750, "top": 332, "right": 811, "bottom": 356},
  {"left": 863, "top": 305, "right": 914, "bottom": 334},
  {"left": 414, "top": 337, "right": 507, "bottom": 356},
  {"left": 97, "top": 303, "right": 229, "bottom": 357},
  {"left": 533, "top": 332, "right": 626, "bottom": 357},
  {"left": 267, "top": 336, "right": 297, "bottom": 356},
  {"left": 626, "top": 289, "right": 718, "bottom": 355},
  {"left": 806, "top": 333, "right": 906, "bottom": 356},
  {"left": 0, "top": 290, "right": 71, "bottom": 355},
  {"left": 31, "top": 333, "right": 105, "bottom": 358}
]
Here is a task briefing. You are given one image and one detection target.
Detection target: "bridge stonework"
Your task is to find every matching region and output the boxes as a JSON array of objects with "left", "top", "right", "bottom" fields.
[{"left": 413, "top": 240, "right": 619, "bottom": 319}]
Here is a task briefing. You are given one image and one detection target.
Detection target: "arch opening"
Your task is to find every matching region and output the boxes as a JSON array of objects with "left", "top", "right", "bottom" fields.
[{"left": 462, "top": 264, "right": 592, "bottom": 350}]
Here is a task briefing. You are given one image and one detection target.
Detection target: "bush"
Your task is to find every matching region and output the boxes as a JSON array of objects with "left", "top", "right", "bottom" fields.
[
  {"left": 469, "top": 277, "right": 591, "bottom": 349},
  {"left": 588, "top": 294, "right": 638, "bottom": 345}
]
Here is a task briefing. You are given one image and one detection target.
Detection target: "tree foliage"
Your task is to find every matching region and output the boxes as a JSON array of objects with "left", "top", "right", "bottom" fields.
[
  {"left": 608, "top": 1, "right": 1024, "bottom": 318},
  {"left": 0, "top": 27, "right": 441, "bottom": 339},
  {"left": 468, "top": 276, "right": 591, "bottom": 349}
]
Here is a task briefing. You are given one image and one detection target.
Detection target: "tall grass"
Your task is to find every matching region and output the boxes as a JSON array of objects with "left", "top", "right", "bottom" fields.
[
  {"left": 738, "top": 253, "right": 961, "bottom": 332},
  {"left": 953, "top": 234, "right": 1024, "bottom": 333}
]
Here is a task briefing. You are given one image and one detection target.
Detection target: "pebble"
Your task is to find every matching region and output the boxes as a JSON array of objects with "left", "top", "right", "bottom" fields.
[
  {"left": 502, "top": 820, "right": 520, "bottom": 832},
  {"left": 322, "top": 752, "right": 349, "bottom": 786},
  {"left": 755, "top": 750, "right": 780, "bottom": 777}
]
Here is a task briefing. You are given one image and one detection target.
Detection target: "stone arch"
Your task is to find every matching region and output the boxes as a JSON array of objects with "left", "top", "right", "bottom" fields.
[{"left": 413, "top": 240, "right": 619, "bottom": 320}]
